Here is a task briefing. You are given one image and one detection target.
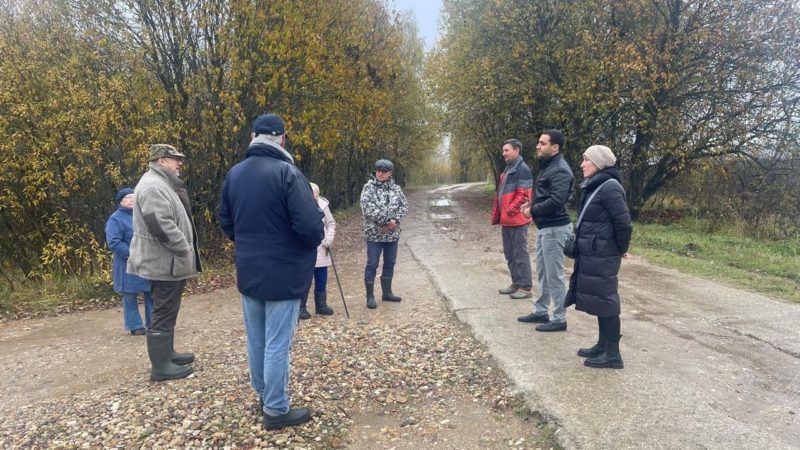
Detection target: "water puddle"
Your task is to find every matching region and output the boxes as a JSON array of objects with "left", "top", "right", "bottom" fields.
[{"left": 428, "top": 198, "right": 452, "bottom": 207}]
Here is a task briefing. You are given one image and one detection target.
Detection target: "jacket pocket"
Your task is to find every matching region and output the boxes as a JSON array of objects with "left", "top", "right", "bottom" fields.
[{"left": 171, "top": 252, "right": 195, "bottom": 278}]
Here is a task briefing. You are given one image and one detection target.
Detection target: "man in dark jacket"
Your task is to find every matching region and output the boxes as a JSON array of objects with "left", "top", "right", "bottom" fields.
[
  {"left": 218, "top": 113, "right": 324, "bottom": 430},
  {"left": 491, "top": 139, "right": 534, "bottom": 299},
  {"left": 519, "top": 129, "right": 574, "bottom": 331}
]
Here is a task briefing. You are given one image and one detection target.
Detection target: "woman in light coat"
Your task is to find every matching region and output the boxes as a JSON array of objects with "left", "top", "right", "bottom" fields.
[
  {"left": 565, "top": 145, "right": 632, "bottom": 369},
  {"left": 299, "top": 183, "right": 336, "bottom": 319}
]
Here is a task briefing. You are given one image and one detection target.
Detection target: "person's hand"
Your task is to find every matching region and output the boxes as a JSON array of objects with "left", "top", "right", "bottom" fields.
[
  {"left": 520, "top": 201, "right": 531, "bottom": 218},
  {"left": 623, "top": 252, "right": 630, "bottom": 259},
  {"left": 386, "top": 219, "right": 397, "bottom": 231},
  {"left": 380, "top": 225, "right": 390, "bottom": 234}
]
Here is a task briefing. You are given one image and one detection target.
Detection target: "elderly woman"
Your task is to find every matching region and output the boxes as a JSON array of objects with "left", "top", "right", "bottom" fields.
[
  {"left": 105, "top": 188, "right": 153, "bottom": 335},
  {"left": 299, "top": 182, "right": 336, "bottom": 320},
  {"left": 565, "top": 145, "right": 632, "bottom": 369}
]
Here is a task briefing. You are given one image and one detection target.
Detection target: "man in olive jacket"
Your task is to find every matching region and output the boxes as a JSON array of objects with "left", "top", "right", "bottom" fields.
[{"left": 128, "top": 144, "right": 201, "bottom": 381}]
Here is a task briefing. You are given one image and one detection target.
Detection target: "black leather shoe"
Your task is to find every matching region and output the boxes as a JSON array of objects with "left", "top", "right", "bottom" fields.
[
  {"left": 299, "top": 308, "right": 311, "bottom": 320},
  {"left": 517, "top": 313, "right": 549, "bottom": 323},
  {"left": 263, "top": 407, "right": 312, "bottom": 430},
  {"left": 130, "top": 328, "right": 146, "bottom": 336},
  {"left": 535, "top": 321, "right": 567, "bottom": 332}
]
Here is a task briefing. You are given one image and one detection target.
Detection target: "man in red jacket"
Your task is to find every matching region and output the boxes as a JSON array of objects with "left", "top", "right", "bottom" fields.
[{"left": 491, "top": 139, "right": 534, "bottom": 299}]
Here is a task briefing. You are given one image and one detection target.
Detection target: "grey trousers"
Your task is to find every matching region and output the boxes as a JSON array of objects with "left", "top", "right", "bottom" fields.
[
  {"left": 501, "top": 224, "right": 532, "bottom": 289},
  {"left": 150, "top": 279, "right": 186, "bottom": 332},
  {"left": 533, "top": 223, "right": 572, "bottom": 323}
]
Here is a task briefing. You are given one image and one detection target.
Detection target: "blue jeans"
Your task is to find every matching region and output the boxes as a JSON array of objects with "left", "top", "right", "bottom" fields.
[
  {"left": 365, "top": 240, "right": 398, "bottom": 282},
  {"left": 121, "top": 292, "right": 153, "bottom": 331},
  {"left": 241, "top": 295, "right": 300, "bottom": 416},
  {"left": 534, "top": 223, "right": 573, "bottom": 323},
  {"left": 314, "top": 267, "right": 328, "bottom": 292}
]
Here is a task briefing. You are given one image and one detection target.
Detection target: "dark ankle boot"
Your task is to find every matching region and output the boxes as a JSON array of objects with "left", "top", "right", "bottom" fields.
[
  {"left": 380, "top": 277, "right": 402, "bottom": 302},
  {"left": 168, "top": 330, "right": 195, "bottom": 365},
  {"left": 314, "top": 290, "right": 334, "bottom": 315},
  {"left": 366, "top": 281, "right": 377, "bottom": 309},
  {"left": 577, "top": 331, "right": 606, "bottom": 358},
  {"left": 299, "top": 291, "right": 311, "bottom": 320},
  {"left": 584, "top": 335, "right": 624, "bottom": 369},
  {"left": 147, "top": 330, "right": 193, "bottom": 381}
]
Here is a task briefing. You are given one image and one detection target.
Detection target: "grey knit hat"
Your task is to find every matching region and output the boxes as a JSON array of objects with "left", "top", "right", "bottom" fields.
[{"left": 583, "top": 145, "right": 617, "bottom": 170}]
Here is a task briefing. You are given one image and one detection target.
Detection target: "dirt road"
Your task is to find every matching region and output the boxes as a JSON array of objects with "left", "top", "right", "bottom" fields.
[
  {"left": 405, "top": 183, "right": 800, "bottom": 449},
  {"left": 2, "top": 182, "right": 798, "bottom": 449}
]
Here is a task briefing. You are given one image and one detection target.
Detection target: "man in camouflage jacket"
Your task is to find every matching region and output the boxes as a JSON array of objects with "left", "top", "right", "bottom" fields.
[{"left": 360, "top": 159, "right": 408, "bottom": 309}]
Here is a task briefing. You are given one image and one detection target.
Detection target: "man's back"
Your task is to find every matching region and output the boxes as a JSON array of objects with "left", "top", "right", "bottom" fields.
[{"left": 219, "top": 142, "right": 323, "bottom": 301}]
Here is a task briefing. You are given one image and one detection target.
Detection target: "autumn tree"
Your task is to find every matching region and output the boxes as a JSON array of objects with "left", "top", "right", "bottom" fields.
[{"left": 431, "top": 0, "right": 800, "bottom": 217}]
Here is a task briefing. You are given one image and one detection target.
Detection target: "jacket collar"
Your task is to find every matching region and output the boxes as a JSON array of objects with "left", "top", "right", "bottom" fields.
[
  {"left": 148, "top": 162, "right": 185, "bottom": 189},
  {"left": 504, "top": 155, "right": 523, "bottom": 173},
  {"left": 247, "top": 137, "right": 294, "bottom": 164},
  {"left": 539, "top": 152, "right": 563, "bottom": 169}
]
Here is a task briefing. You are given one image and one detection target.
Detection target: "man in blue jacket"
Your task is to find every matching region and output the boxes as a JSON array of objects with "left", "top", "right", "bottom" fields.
[{"left": 218, "top": 113, "right": 324, "bottom": 431}]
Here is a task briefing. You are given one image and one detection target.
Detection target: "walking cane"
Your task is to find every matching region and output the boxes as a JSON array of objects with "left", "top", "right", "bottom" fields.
[{"left": 328, "top": 248, "right": 350, "bottom": 319}]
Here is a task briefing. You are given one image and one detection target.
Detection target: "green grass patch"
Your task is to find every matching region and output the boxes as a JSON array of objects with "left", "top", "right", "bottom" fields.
[
  {"left": 0, "top": 274, "right": 118, "bottom": 320},
  {"left": 632, "top": 222, "right": 800, "bottom": 303}
]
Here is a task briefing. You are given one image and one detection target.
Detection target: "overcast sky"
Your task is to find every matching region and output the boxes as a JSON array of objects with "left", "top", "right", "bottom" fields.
[{"left": 393, "top": 0, "right": 443, "bottom": 50}]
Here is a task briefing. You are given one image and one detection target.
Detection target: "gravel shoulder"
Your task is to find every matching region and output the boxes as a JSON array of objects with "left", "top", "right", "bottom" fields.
[{"left": 0, "top": 189, "right": 557, "bottom": 449}]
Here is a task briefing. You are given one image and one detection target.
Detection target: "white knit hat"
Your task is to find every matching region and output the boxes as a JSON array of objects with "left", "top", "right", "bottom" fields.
[{"left": 583, "top": 145, "right": 617, "bottom": 170}]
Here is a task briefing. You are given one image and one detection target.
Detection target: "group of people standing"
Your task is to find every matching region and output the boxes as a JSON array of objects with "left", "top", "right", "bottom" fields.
[
  {"left": 493, "top": 129, "right": 632, "bottom": 369},
  {"left": 105, "top": 112, "right": 408, "bottom": 431},
  {"left": 102, "top": 115, "right": 628, "bottom": 433}
]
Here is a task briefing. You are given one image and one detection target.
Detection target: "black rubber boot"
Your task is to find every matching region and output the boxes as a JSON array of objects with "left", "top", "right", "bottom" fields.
[
  {"left": 299, "top": 290, "right": 311, "bottom": 320},
  {"left": 584, "top": 336, "right": 624, "bottom": 369},
  {"left": 380, "top": 277, "right": 402, "bottom": 302},
  {"left": 366, "top": 281, "right": 377, "bottom": 309},
  {"left": 169, "top": 330, "right": 195, "bottom": 365},
  {"left": 263, "top": 407, "right": 313, "bottom": 430},
  {"left": 577, "top": 330, "right": 606, "bottom": 358},
  {"left": 314, "top": 290, "right": 334, "bottom": 315},
  {"left": 147, "top": 330, "right": 193, "bottom": 381}
]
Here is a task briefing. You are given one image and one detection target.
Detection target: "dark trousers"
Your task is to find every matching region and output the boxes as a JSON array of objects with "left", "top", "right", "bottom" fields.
[
  {"left": 501, "top": 224, "right": 532, "bottom": 289},
  {"left": 150, "top": 279, "right": 186, "bottom": 332},
  {"left": 365, "top": 240, "right": 398, "bottom": 282},
  {"left": 598, "top": 315, "right": 621, "bottom": 339}
]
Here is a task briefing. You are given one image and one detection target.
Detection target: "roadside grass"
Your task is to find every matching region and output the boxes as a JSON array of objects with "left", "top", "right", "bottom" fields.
[
  {"left": 0, "top": 274, "right": 117, "bottom": 320},
  {"left": 632, "top": 222, "right": 800, "bottom": 303}
]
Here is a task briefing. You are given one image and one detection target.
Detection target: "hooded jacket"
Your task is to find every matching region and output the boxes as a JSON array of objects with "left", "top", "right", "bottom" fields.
[
  {"left": 218, "top": 137, "right": 324, "bottom": 300},
  {"left": 491, "top": 156, "right": 533, "bottom": 227},
  {"left": 566, "top": 166, "right": 633, "bottom": 317},
  {"left": 360, "top": 176, "right": 408, "bottom": 242},
  {"left": 128, "top": 163, "right": 201, "bottom": 281}
]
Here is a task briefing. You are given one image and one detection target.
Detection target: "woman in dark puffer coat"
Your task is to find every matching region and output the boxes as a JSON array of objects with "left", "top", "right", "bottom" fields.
[{"left": 565, "top": 145, "right": 632, "bottom": 369}]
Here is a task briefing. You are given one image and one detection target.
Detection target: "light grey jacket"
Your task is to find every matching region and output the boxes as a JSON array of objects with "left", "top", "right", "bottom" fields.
[{"left": 127, "top": 162, "right": 201, "bottom": 281}]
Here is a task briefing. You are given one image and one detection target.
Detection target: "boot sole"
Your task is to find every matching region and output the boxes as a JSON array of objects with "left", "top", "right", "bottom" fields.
[
  {"left": 150, "top": 367, "right": 193, "bottom": 381},
  {"left": 583, "top": 360, "right": 624, "bottom": 369}
]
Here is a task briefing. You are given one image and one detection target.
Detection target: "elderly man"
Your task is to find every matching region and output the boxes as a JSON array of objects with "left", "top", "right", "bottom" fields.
[
  {"left": 219, "top": 113, "right": 323, "bottom": 430},
  {"left": 360, "top": 159, "right": 408, "bottom": 309},
  {"left": 128, "top": 144, "right": 201, "bottom": 381}
]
